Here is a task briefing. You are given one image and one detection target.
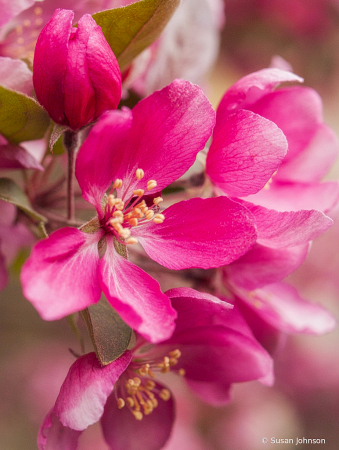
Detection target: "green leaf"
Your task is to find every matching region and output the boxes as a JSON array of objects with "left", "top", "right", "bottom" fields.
[
  {"left": 82, "top": 296, "right": 132, "bottom": 366},
  {"left": 0, "top": 85, "right": 50, "bottom": 144},
  {"left": 0, "top": 178, "right": 47, "bottom": 223},
  {"left": 93, "top": 0, "right": 180, "bottom": 71}
]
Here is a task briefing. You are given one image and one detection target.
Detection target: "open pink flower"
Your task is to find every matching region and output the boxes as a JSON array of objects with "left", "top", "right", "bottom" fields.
[
  {"left": 207, "top": 68, "right": 339, "bottom": 213},
  {"left": 38, "top": 288, "right": 273, "bottom": 450},
  {"left": 33, "top": 9, "right": 121, "bottom": 129},
  {"left": 21, "top": 80, "right": 258, "bottom": 343}
]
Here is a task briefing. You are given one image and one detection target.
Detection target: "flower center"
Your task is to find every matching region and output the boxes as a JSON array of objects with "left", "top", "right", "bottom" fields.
[
  {"left": 103, "top": 168, "right": 164, "bottom": 245},
  {"left": 116, "top": 348, "right": 185, "bottom": 420}
]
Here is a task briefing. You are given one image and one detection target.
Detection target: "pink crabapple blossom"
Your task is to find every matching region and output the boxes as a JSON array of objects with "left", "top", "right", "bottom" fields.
[
  {"left": 33, "top": 9, "right": 121, "bottom": 130},
  {"left": 38, "top": 288, "right": 274, "bottom": 450},
  {"left": 20, "top": 79, "right": 260, "bottom": 343}
]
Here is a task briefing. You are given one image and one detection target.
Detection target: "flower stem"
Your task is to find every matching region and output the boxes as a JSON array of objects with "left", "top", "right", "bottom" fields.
[{"left": 63, "top": 130, "right": 80, "bottom": 221}]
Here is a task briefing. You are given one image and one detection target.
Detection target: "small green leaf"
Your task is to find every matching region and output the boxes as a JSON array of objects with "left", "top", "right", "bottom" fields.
[
  {"left": 82, "top": 296, "right": 132, "bottom": 366},
  {"left": 0, "top": 85, "right": 50, "bottom": 144},
  {"left": 93, "top": 0, "right": 180, "bottom": 71},
  {"left": 0, "top": 178, "right": 47, "bottom": 223}
]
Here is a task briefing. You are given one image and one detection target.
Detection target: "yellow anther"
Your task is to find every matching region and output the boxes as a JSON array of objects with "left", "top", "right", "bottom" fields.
[
  {"left": 34, "top": 6, "right": 43, "bottom": 15},
  {"left": 23, "top": 19, "right": 31, "bottom": 27},
  {"left": 145, "top": 210, "right": 155, "bottom": 220},
  {"left": 169, "top": 349, "right": 181, "bottom": 359},
  {"left": 147, "top": 180, "right": 157, "bottom": 191},
  {"left": 164, "top": 357, "right": 170, "bottom": 364},
  {"left": 153, "top": 214, "right": 165, "bottom": 224},
  {"left": 117, "top": 398, "right": 125, "bottom": 409},
  {"left": 159, "top": 389, "right": 171, "bottom": 401},
  {"left": 108, "top": 194, "right": 116, "bottom": 207},
  {"left": 169, "top": 358, "right": 178, "bottom": 366},
  {"left": 129, "top": 218, "right": 139, "bottom": 227},
  {"left": 132, "top": 208, "right": 143, "bottom": 218},
  {"left": 151, "top": 397, "right": 158, "bottom": 408},
  {"left": 109, "top": 217, "right": 123, "bottom": 225},
  {"left": 137, "top": 200, "right": 146, "bottom": 208},
  {"left": 133, "top": 377, "right": 141, "bottom": 386},
  {"left": 136, "top": 168, "right": 145, "bottom": 180},
  {"left": 113, "top": 210, "right": 123, "bottom": 218},
  {"left": 140, "top": 207, "right": 149, "bottom": 214},
  {"left": 148, "top": 368, "right": 155, "bottom": 378},
  {"left": 126, "top": 237, "right": 138, "bottom": 245},
  {"left": 115, "top": 202, "right": 125, "bottom": 211},
  {"left": 138, "top": 364, "right": 150, "bottom": 376},
  {"left": 132, "top": 411, "right": 143, "bottom": 421},
  {"left": 127, "top": 379, "right": 135, "bottom": 386},
  {"left": 113, "top": 179, "right": 123, "bottom": 190},
  {"left": 113, "top": 224, "right": 124, "bottom": 234},
  {"left": 126, "top": 397, "right": 134, "bottom": 408},
  {"left": 178, "top": 368, "right": 186, "bottom": 376},
  {"left": 119, "top": 228, "right": 131, "bottom": 239},
  {"left": 136, "top": 391, "right": 145, "bottom": 404},
  {"left": 146, "top": 380, "right": 155, "bottom": 390},
  {"left": 133, "top": 189, "right": 145, "bottom": 197},
  {"left": 153, "top": 197, "right": 163, "bottom": 205}
]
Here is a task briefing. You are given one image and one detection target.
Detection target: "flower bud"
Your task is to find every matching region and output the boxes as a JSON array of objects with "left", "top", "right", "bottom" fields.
[{"left": 33, "top": 9, "right": 121, "bottom": 130}]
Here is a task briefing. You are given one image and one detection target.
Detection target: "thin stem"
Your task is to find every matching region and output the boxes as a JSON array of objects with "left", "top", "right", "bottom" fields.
[{"left": 63, "top": 130, "right": 80, "bottom": 221}]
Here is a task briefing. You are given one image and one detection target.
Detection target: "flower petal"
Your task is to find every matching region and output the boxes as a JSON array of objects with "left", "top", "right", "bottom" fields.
[
  {"left": 99, "top": 236, "right": 177, "bottom": 343},
  {"left": 240, "top": 201, "right": 333, "bottom": 248},
  {"left": 225, "top": 243, "right": 309, "bottom": 290},
  {"left": 20, "top": 227, "right": 103, "bottom": 320},
  {"left": 101, "top": 384, "right": 175, "bottom": 450},
  {"left": 215, "top": 68, "right": 303, "bottom": 134},
  {"left": 134, "top": 197, "right": 257, "bottom": 269},
  {"left": 33, "top": 9, "right": 72, "bottom": 125},
  {"left": 245, "top": 180, "right": 339, "bottom": 213},
  {"left": 0, "top": 56, "right": 33, "bottom": 95},
  {"left": 186, "top": 379, "right": 231, "bottom": 406},
  {"left": 75, "top": 108, "right": 133, "bottom": 212},
  {"left": 0, "top": 142, "right": 43, "bottom": 170},
  {"left": 237, "top": 282, "right": 337, "bottom": 335},
  {"left": 38, "top": 410, "right": 81, "bottom": 450},
  {"left": 206, "top": 110, "right": 287, "bottom": 197},
  {"left": 55, "top": 352, "right": 132, "bottom": 431}
]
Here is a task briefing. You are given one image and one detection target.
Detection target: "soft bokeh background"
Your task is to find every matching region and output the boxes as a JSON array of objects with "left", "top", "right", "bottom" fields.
[{"left": 1, "top": 0, "right": 339, "bottom": 448}]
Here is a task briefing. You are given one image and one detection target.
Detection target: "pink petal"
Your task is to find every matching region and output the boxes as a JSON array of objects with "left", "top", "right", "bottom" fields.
[
  {"left": 101, "top": 384, "right": 175, "bottom": 450},
  {"left": 111, "top": 80, "right": 215, "bottom": 201},
  {"left": 186, "top": 379, "right": 231, "bottom": 406},
  {"left": 225, "top": 243, "right": 309, "bottom": 290},
  {"left": 206, "top": 110, "right": 287, "bottom": 197},
  {"left": 237, "top": 282, "right": 337, "bottom": 335},
  {"left": 33, "top": 9, "right": 72, "bottom": 125},
  {"left": 63, "top": 15, "right": 96, "bottom": 130},
  {"left": 20, "top": 227, "right": 103, "bottom": 320},
  {"left": 0, "top": 249, "right": 8, "bottom": 291},
  {"left": 0, "top": 143, "right": 43, "bottom": 170},
  {"left": 240, "top": 201, "right": 333, "bottom": 248},
  {"left": 38, "top": 410, "right": 81, "bottom": 450},
  {"left": 275, "top": 123, "right": 339, "bottom": 182},
  {"left": 86, "top": 16, "right": 121, "bottom": 117},
  {"left": 134, "top": 197, "right": 257, "bottom": 269},
  {"left": 55, "top": 352, "right": 132, "bottom": 430},
  {"left": 246, "top": 181, "right": 339, "bottom": 213},
  {"left": 99, "top": 236, "right": 177, "bottom": 343},
  {"left": 215, "top": 68, "right": 303, "bottom": 134},
  {"left": 250, "top": 87, "right": 324, "bottom": 163},
  {"left": 75, "top": 108, "right": 133, "bottom": 213},
  {"left": 0, "top": 56, "right": 33, "bottom": 94}
]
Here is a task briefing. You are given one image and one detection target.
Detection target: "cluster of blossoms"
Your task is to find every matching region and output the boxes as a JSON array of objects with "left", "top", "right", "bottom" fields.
[{"left": 0, "top": 0, "right": 337, "bottom": 449}]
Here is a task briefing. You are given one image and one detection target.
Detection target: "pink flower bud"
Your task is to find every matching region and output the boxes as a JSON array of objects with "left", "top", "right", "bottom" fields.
[{"left": 33, "top": 9, "right": 121, "bottom": 130}]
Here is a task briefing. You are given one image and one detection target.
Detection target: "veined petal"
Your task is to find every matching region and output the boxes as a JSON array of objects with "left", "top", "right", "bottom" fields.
[
  {"left": 101, "top": 385, "right": 175, "bottom": 450},
  {"left": 0, "top": 143, "right": 43, "bottom": 170},
  {"left": 38, "top": 410, "right": 81, "bottom": 450},
  {"left": 134, "top": 197, "right": 257, "bottom": 269},
  {"left": 225, "top": 243, "right": 309, "bottom": 290},
  {"left": 75, "top": 109, "right": 132, "bottom": 213},
  {"left": 206, "top": 110, "right": 287, "bottom": 197},
  {"left": 240, "top": 201, "right": 333, "bottom": 248},
  {"left": 215, "top": 68, "right": 303, "bottom": 134},
  {"left": 55, "top": 352, "right": 132, "bottom": 430},
  {"left": 0, "top": 56, "right": 33, "bottom": 95},
  {"left": 99, "top": 236, "right": 177, "bottom": 343},
  {"left": 20, "top": 227, "right": 103, "bottom": 320},
  {"left": 237, "top": 282, "right": 336, "bottom": 335},
  {"left": 111, "top": 80, "right": 215, "bottom": 201}
]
